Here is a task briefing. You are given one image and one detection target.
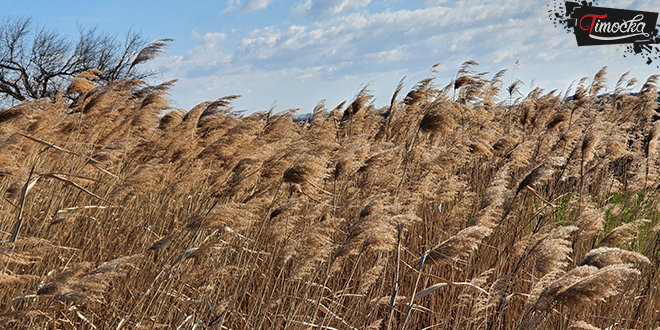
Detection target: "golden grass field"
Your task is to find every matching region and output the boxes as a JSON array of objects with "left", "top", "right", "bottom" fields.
[{"left": 0, "top": 63, "right": 659, "bottom": 329}]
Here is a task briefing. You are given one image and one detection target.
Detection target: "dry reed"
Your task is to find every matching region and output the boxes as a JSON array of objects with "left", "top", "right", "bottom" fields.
[{"left": 0, "top": 63, "right": 657, "bottom": 330}]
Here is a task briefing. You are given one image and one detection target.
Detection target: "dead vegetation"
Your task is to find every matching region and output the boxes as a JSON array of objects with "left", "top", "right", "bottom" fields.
[{"left": 0, "top": 62, "right": 659, "bottom": 329}]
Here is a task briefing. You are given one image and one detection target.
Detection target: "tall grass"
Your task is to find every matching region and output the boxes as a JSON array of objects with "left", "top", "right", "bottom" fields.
[{"left": 0, "top": 62, "right": 658, "bottom": 329}]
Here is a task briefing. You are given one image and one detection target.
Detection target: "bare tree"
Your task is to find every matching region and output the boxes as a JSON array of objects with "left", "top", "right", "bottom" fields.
[{"left": 0, "top": 16, "right": 171, "bottom": 106}]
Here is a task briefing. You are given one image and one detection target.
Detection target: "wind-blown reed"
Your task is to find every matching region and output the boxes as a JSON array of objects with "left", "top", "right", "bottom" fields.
[{"left": 0, "top": 62, "right": 658, "bottom": 329}]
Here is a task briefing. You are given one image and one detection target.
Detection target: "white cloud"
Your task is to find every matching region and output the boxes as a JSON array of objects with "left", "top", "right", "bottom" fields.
[
  {"left": 424, "top": 0, "right": 448, "bottom": 5},
  {"left": 221, "top": 0, "right": 241, "bottom": 14},
  {"left": 241, "top": 0, "right": 275, "bottom": 12},
  {"left": 192, "top": 32, "right": 228, "bottom": 49},
  {"left": 159, "top": 32, "right": 232, "bottom": 75},
  {"left": 155, "top": 0, "right": 659, "bottom": 113},
  {"left": 234, "top": 0, "right": 543, "bottom": 68},
  {"left": 364, "top": 47, "right": 409, "bottom": 63},
  {"left": 291, "top": 0, "right": 372, "bottom": 18},
  {"left": 291, "top": 0, "right": 313, "bottom": 18},
  {"left": 600, "top": 0, "right": 656, "bottom": 10},
  {"left": 220, "top": 0, "right": 276, "bottom": 14}
]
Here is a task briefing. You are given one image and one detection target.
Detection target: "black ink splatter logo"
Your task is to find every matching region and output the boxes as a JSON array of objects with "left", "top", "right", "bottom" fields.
[{"left": 549, "top": 1, "right": 660, "bottom": 66}]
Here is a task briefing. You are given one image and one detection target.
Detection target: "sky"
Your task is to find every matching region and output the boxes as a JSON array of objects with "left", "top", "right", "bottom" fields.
[{"left": 2, "top": 0, "right": 659, "bottom": 113}]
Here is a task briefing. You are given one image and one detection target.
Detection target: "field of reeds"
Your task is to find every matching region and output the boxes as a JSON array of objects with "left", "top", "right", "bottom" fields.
[{"left": 0, "top": 62, "right": 659, "bottom": 329}]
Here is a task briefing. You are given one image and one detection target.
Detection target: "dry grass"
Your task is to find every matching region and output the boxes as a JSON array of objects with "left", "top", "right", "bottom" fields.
[{"left": 0, "top": 62, "right": 659, "bottom": 329}]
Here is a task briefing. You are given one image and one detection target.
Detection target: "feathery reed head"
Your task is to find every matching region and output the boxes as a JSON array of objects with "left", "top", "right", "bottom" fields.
[
  {"left": 66, "top": 69, "right": 102, "bottom": 95},
  {"left": 426, "top": 225, "right": 492, "bottom": 264},
  {"left": 419, "top": 101, "right": 457, "bottom": 133},
  {"left": 579, "top": 247, "right": 649, "bottom": 268},
  {"left": 129, "top": 38, "right": 173, "bottom": 72}
]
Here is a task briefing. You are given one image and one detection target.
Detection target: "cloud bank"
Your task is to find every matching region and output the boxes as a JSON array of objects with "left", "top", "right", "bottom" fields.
[{"left": 155, "top": 0, "right": 657, "bottom": 112}]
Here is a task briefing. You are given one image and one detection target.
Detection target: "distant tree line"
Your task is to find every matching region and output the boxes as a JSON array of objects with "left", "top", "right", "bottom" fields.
[{"left": 0, "top": 16, "right": 171, "bottom": 106}]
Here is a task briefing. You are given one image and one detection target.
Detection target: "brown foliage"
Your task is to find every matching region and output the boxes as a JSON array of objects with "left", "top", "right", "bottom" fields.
[{"left": 0, "top": 64, "right": 658, "bottom": 330}]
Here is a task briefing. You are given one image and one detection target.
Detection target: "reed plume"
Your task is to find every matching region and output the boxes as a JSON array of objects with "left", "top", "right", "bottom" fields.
[
  {"left": 579, "top": 247, "right": 649, "bottom": 268},
  {"left": 425, "top": 225, "right": 492, "bottom": 265},
  {"left": 526, "top": 226, "right": 578, "bottom": 277}
]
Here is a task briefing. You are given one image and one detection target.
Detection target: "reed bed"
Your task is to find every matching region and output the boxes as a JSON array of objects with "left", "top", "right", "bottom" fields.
[{"left": 0, "top": 63, "right": 658, "bottom": 329}]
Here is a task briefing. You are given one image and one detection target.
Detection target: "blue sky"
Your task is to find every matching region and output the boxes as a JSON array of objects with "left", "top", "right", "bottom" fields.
[{"left": 4, "top": 0, "right": 659, "bottom": 113}]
